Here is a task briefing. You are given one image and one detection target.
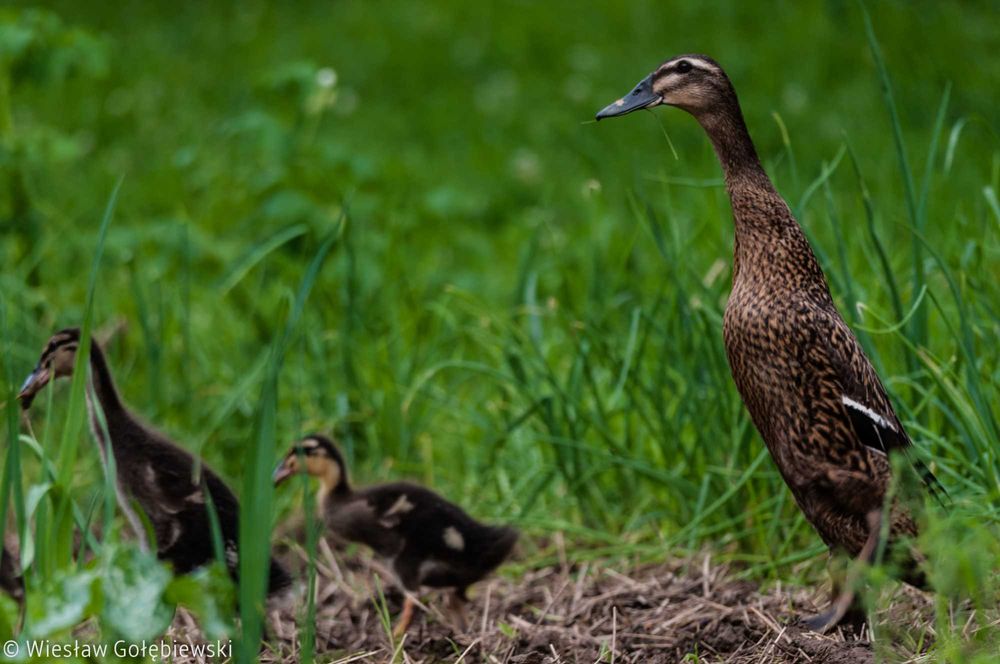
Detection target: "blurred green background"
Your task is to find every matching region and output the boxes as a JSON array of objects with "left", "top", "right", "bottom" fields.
[{"left": 1, "top": 0, "right": 998, "bottom": 652}]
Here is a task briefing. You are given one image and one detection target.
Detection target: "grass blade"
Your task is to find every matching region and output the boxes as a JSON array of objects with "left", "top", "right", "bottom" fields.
[{"left": 238, "top": 218, "right": 342, "bottom": 660}]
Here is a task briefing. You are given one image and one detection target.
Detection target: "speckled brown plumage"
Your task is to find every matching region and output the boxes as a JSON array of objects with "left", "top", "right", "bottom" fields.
[
  {"left": 721, "top": 172, "right": 919, "bottom": 558},
  {"left": 597, "top": 55, "right": 939, "bottom": 608}
]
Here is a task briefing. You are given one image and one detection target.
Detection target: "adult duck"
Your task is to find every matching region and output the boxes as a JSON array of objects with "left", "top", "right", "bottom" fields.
[{"left": 596, "top": 54, "right": 941, "bottom": 631}]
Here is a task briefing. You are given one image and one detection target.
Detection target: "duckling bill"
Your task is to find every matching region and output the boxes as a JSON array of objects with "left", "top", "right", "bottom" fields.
[
  {"left": 274, "top": 435, "right": 518, "bottom": 637},
  {"left": 19, "top": 328, "right": 291, "bottom": 597},
  {"left": 596, "top": 55, "right": 943, "bottom": 632}
]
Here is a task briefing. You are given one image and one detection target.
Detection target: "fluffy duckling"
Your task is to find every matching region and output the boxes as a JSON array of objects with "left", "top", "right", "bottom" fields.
[
  {"left": 273, "top": 434, "right": 518, "bottom": 637},
  {"left": 597, "top": 55, "right": 942, "bottom": 631},
  {"left": 18, "top": 328, "right": 290, "bottom": 595}
]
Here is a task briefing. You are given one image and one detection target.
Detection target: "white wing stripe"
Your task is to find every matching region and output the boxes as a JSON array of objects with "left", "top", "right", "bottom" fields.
[
  {"left": 841, "top": 396, "right": 894, "bottom": 431},
  {"left": 841, "top": 395, "right": 893, "bottom": 455}
]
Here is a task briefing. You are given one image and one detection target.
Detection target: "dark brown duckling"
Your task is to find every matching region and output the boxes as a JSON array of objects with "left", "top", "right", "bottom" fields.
[
  {"left": 597, "top": 55, "right": 942, "bottom": 632},
  {"left": 1, "top": 540, "right": 23, "bottom": 603},
  {"left": 18, "top": 328, "right": 291, "bottom": 596},
  {"left": 273, "top": 434, "right": 518, "bottom": 637}
]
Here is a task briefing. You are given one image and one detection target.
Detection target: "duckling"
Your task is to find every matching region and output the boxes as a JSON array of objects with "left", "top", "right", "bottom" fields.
[
  {"left": 597, "top": 55, "right": 942, "bottom": 631},
  {"left": 18, "top": 328, "right": 291, "bottom": 596},
  {"left": 1, "top": 541, "right": 23, "bottom": 603},
  {"left": 273, "top": 435, "right": 518, "bottom": 637}
]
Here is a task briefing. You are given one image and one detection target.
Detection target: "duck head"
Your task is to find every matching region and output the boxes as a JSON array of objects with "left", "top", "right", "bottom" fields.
[
  {"left": 273, "top": 434, "right": 349, "bottom": 495},
  {"left": 595, "top": 54, "right": 735, "bottom": 120},
  {"left": 18, "top": 328, "right": 82, "bottom": 410}
]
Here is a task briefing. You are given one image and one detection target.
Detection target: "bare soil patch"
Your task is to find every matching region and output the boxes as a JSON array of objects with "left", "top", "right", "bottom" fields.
[{"left": 168, "top": 539, "right": 937, "bottom": 663}]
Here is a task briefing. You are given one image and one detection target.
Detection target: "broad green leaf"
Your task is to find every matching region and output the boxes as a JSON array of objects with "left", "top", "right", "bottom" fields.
[
  {"left": 99, "top": 546, "right": 173, "bottom": 641},
  {"left": 25, "top": 568, "right": 98, "bottom": 638},
  {"left": 165, "top": 563, "right": 235, "bottom": 642}
]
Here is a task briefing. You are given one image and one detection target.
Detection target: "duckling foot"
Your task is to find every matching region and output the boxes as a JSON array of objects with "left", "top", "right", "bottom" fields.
[{"left": 391, "top": 595, "right": 416, "bottom": 641}]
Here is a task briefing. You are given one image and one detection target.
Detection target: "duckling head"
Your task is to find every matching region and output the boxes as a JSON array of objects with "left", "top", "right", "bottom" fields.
[
  {"left": 595, "top": 54, "right": 735, "bottom": 121},
  {"left": 273, "top": 434, "right": 349, "bottom": 495},
  {"left": 18, "top": 328, "right": 82, "bottom": 409}
]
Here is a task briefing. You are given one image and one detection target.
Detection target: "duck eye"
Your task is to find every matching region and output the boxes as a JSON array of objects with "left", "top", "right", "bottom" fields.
[{"left": 675, "top": 60, "right": 692, "bottom": 74}]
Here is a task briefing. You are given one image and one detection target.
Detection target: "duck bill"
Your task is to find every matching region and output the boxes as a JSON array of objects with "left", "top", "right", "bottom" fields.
[
  {"left": 595, "top": 73, "right": 661, "bottom": 120},
  {"left": 17, "top": 367, "right": 50, "bottom": 410},
  {"left": 272, "top": 462, "right": 294, "bottom": 486}
]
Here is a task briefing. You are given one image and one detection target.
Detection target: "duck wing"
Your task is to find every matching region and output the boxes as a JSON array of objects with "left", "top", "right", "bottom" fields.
[
  {"left": 326, "top": 491, "right": 408, "bottom": 558},
  {"left": 801, "top": 302, "right": 945, "bottom": 503}
]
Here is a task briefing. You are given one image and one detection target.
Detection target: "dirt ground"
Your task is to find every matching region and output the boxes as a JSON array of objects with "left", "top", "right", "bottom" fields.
[{"left": 168, "top": 538, "right": 940, "bottom": 663}]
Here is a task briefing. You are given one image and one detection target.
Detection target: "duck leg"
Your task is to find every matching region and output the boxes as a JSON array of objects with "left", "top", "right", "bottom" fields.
[
  {"left": 391, "top": 594, "right": 416, "bottom": 640},
  {"left": 803, "top": 508, "right": 882, "bottom": 633},
  {"left": 823, "top": 553, "right": 867, "bottom": 628}
]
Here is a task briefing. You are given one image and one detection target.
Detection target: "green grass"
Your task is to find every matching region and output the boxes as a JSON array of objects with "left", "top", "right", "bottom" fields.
[{"left": 1, "top": 0, "right": 998, "bottom": 661}]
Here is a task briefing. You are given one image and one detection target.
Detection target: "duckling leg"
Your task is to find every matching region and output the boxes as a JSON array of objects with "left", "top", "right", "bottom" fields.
[
  {"left": 390, "top": 553, "right": 424, "bottom": 640},
  {"left": 804, "top": 509, "right": 882, "bottom": 633},
  {"left": 391, "top": 594, "right": 416, "bottom": 640},
  {"left": 445, "top": 587, "right": 468, "bottom": 633}
]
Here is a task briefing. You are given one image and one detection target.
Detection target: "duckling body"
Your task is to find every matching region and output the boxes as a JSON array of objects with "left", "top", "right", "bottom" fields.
[
  {"left": 274, "top": 435, "right": 518, "bottom": 635},
  {"left": 1, "top": 541, "right": 23, "bottom": 603},
  {"left": 19, "top": 328, "right": 290, "bottom": 595},
  {"left": 597, "top": 55, "right": 938, "bottom": 630},
  {"left": 329, "top": 480, "right": 518, "bottom": 597}
]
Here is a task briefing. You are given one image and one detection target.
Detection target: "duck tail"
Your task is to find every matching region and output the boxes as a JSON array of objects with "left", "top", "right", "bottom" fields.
[{"left": 912, "top": 457, "right": 949, "bottom": 509}]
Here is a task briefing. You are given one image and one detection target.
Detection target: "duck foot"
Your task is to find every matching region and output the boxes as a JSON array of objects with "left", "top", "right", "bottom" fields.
[
  {"left": 802, "top": 592, "right": 864, "bottom": 634},
  {"left": 803, "top": 509, "right": 882, "bottom": 634},
  {"left": 802, "top": 609, "right": 868, "bottom": 634}
]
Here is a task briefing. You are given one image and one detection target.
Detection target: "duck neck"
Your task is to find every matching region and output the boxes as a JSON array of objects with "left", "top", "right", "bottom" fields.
[
  {"left": 699, "top": 100, "right": 778, "bottom": 192},
  {"left": 694, "top": 96, "right": 807, "bottom": 282},
  {"left": 87, "top": 341, "right": 125, "bottom": 417},
  {"left": 83, "top": 340, "right": 129, "bottom": 463},
  {"left": 316, "top": 469, "right": 350, "bottom": 516}
]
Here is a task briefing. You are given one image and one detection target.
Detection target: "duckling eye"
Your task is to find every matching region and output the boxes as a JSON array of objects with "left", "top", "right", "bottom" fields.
[{"left": 675, "top": 60, "right": 692, "bottom": 74}]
